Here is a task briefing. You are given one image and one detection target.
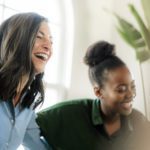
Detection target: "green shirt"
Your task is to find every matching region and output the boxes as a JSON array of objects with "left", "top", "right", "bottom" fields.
[{"left": 37, "top": 98, "right": 150, "bottom": 150}]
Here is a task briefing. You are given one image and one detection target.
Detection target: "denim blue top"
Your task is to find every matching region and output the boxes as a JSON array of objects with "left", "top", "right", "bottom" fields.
[{"left": 0, "top": 100, "right": 50, "bottom": 150}]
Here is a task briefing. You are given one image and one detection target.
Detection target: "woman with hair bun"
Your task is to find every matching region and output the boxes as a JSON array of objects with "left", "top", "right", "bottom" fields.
[{"left": 37, "top": 41, "right": 150, "bottom": 150}]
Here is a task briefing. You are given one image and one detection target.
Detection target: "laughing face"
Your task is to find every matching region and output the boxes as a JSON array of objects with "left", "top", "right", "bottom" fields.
[
  {"left": 32, "top": 21, "right": 52, "bottom": 74},
  {"left": 99, "top": 66, "right": 136, "bottom": 116}
]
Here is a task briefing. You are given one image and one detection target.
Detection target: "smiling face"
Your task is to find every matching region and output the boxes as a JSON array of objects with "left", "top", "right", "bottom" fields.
[
  {"left": 32, "top": 21, "right": 52, "bottom": 74},
  {"left": 97, "top": 66, "right": 136, "bottom": 116}
]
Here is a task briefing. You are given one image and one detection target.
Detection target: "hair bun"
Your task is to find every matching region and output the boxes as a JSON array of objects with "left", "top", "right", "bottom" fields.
[{"left": 84, "top": 41, "right": 115, "bottom": 67}]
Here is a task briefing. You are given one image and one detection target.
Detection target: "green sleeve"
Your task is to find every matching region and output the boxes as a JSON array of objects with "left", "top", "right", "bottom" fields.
[{"left": 36, "top": 108, "right": 62, "bottom": 148}]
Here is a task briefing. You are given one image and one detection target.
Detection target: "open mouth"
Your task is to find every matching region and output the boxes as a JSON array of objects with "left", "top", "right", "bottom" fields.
[
  {"left": 35, "top": 53, "right": 49, "bottom": 61},
  {"left": 120, "top": 101, "right": 133, "bottom": 110}
]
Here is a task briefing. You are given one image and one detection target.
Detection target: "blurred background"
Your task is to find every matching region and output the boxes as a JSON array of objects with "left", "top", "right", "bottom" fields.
[{"left": 0, "top": 0, "right": 149, "bottom": 123}]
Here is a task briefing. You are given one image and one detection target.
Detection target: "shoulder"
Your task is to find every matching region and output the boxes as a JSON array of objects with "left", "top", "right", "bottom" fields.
[
  {"left": 38, "top": 98, "right": 94, "bottom": 116},
  {"left": 130, "top": 109, "right": 146, "bottom": 121},
  {"left": 129, "top": 108, "right": 150, "bottom": 128},
  {"left": 36, "top": 98, "right": 95, "bottom": 128},
  {"left": 129, "top": 109, "right": 150, "bottom": 148}
]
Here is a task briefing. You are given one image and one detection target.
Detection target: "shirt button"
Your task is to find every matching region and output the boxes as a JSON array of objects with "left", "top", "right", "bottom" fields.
[{"left": 11, "top": 119, "right": 14, "bottom": 124}]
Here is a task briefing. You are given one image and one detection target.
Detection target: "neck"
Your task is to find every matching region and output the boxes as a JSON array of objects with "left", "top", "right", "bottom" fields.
[
  {"left": 17, "top": 75, "right": 29, "bottom": 93},
  {"left": 104, "top": 118, "right": 121, "bottom": 136},
  {"left": 101, "top": 106, "right": 120, "bottom": 121},
  {"left": 13, "top": 75, "right": 29, "bottom": 106},
  {"left": 100, "top": 104, "right": 121, "bottom": 136},
  {"left": 13, "top": 93, "right": 21, "bottom": 106}
]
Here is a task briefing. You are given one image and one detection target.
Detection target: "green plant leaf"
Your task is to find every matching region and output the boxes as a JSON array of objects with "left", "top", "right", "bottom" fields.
[
  {"left": 141, "top": 0, "right": 150, "bottom": 29},
  {"left": 116, "top": 26, "right": 144, "bottom": 49},
  {"left": 115, "top": 14, "right": 146, "bottom": 47},
  {"left": 114, "top": 14, "right": 150, "bottom": 62},
  {"left": 128, "top": 4, "right": 150, "bottom": 51},
  {"left": 136, "top": 48, "right": 150, "bottom": 62}
]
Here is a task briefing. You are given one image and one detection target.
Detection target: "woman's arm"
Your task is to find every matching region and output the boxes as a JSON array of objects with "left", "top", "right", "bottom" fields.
[{"left": 22, "top": 111, "right": 52, "bottom": 150}]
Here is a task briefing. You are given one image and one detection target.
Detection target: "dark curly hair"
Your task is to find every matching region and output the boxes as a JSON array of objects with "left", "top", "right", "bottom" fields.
[{"left": 84, "top": 40, "right": 126, "bottom": 87}]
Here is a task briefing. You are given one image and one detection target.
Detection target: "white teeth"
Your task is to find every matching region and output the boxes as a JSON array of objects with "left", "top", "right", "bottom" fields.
[
  {"left": 121, "top": 101, "right": 133, "bottom": 109},
  {"left": 35, "top": 53, "right": 48, "bottom": 60}
]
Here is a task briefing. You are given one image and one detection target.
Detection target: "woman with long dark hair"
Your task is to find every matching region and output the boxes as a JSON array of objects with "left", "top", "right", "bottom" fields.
[{"left": 0, "top": 12, "right": 53, "bottom": 149}]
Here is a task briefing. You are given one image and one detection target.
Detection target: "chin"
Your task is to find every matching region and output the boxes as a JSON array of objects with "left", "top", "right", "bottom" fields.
[
  {"left": 34, "top": 66, "right": 45, "bottom": 74},
  {"left": 35, "top": 69, "right": 44, "bottom": 75}
]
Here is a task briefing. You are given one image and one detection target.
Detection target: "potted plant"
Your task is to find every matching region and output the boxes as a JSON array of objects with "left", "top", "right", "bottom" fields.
[{"left": 113, "top": 0, "right": 150, "bottom": 118}]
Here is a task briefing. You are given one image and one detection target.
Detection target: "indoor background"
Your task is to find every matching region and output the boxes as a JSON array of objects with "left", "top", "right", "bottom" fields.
[{"left": 0, "top": 1, "right": 149, "bottom": 149}]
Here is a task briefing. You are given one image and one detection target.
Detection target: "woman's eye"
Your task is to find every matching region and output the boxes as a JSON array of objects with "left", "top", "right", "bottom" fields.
[
  {"left": 131, "top": 84, "right": 136, "bottom": 89},
  {"left": 116, "top": 86, "right": 127, "bottom": 93},
  {"left": 50, "top": 39, "right": 53, "bottom": 45},
  {"left": 117, "top": 89, "right": 126, "bottom": 93},
  {"left": 131, "top": 85, "right": 136, "bottom": 91},
  {"left": 37, "top": 35, "right": 42, "bottom": 39}
]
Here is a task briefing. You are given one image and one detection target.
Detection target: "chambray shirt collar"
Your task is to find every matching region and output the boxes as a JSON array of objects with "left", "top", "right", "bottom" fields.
[{"left": 91, "top": 99, "right": 134, "bottom": 132}]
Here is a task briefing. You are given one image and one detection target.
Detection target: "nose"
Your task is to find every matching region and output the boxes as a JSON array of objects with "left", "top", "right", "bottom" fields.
[
  {"left": 43, "top": 38, "right": 52, "bottom": 51},
  {"left": 126, "top": 88, "right": 136, "bottom": 99}
]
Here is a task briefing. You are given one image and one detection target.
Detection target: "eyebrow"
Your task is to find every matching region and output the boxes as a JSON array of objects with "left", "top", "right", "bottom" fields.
[{"left": 116, "top": 80, "right": 135, "bottom": 88}]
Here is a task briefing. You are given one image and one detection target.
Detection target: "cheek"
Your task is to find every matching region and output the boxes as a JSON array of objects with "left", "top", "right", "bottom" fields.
[
  {"left": 32, "top": 44, "right": 38, "bottom": 53},
  {"left": 103, "top": 93, "right": 124, "bottom": 107},
  {"left": 32, "top": 39, "right": 41, "bottom": 52},
  {"left": 31, "top": 55, "right": 37, "bottom": 70},
  {"left": 111, "top": 95, "right": 127, "bottom": 111}
]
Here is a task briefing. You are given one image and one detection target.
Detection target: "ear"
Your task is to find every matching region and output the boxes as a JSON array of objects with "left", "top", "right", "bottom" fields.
[{"left": 93, "top": 86, "right": 103, "bottom": 99}]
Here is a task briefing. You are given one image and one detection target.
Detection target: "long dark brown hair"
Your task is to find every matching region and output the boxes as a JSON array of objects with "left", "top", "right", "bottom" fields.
[{"left": 0, "top": 12, "right": 48, "bottom": 109}]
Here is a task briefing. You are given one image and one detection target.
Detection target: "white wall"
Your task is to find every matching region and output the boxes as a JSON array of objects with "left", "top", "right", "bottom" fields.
[
  {"left": 66, "top": 0, "right": 146, "bottom": 115},
  {"left": 67, "top": 0, "right": 113, "bottom": 99}
]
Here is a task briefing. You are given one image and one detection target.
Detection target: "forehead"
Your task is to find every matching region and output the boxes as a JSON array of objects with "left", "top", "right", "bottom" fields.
[{"left": 104, "top": 66, "right": 133, "bottom": 85}]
